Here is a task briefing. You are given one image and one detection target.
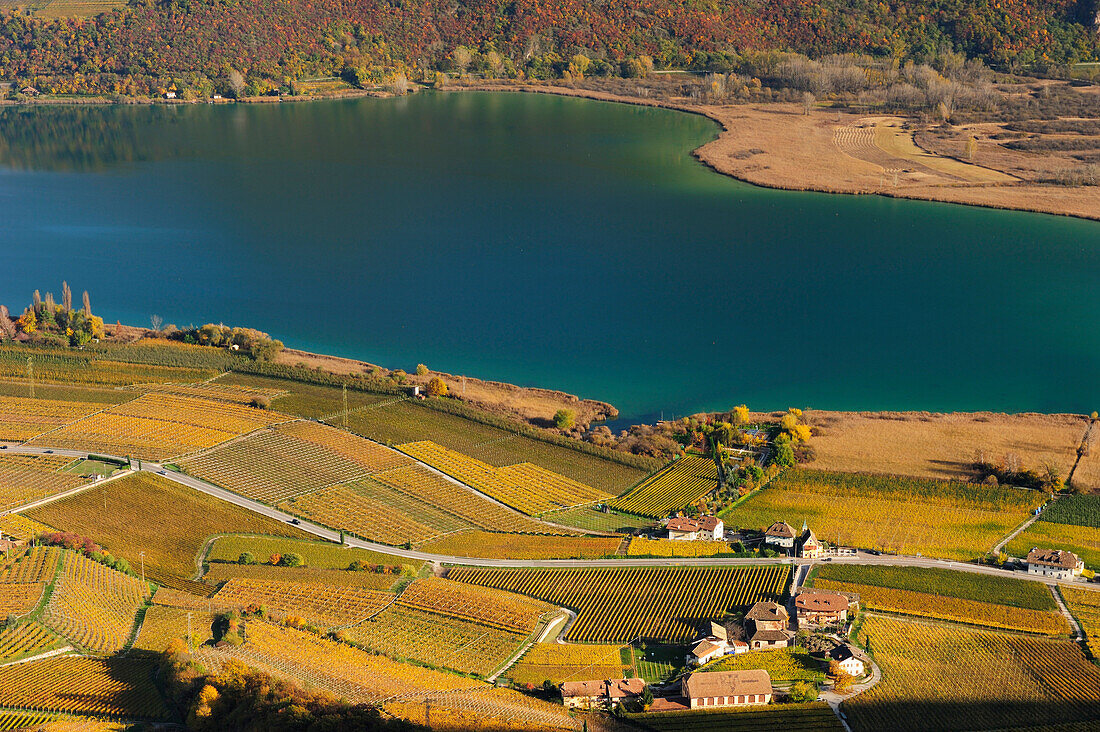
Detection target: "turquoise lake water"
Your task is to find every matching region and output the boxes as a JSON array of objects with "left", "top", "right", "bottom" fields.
[{"left": 0, "top": 92, "right": 1097, "bottom": 420}]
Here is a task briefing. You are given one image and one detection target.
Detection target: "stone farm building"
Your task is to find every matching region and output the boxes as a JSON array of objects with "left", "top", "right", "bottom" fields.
[
  {"left": 745, "top": 601, "right": 794, "bottom": 650},
  {"left": 667, "top": 516, "right": 723, "bottom": 541},
  {"left": 560, "top": 678, "right": 646, "bottom": 710},
  {"left": 1026, "top": 548, "right": 1085, "bottom": 580},
  {"left": 681, "top": 669, "right": 772, "bottom": 709},
  {"left": 829, "top": 643, "right": 870, "bottom": 677},
  {"left": 794, "top": 587, "right": 854, "bottom": 627}
]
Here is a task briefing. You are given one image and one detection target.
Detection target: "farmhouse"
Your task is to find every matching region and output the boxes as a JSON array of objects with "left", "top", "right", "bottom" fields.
[
  {"left": 799, "top": 523, "right": 823, "bottom": 559},
  {"left": 681, "top": 669, "right": 772, "bottom": 708},
  {"left": 794, "top": 588, "right": 851, "bottom": 627},
  {"left": 764, "top": 521, "right": 797, "bottom": 552},
  {"left": 20, "top": 86, "right": 39, "bottom": 97},
  {"left": 829, "top": 643, "right": 870, "bottom": 677},
  {"left": 560, "top": 678, "right": 646, "bottom": 710},
  {"left": 745, "top": 601, "right": 793, "bottom": 649},
  {"left": 687, "top": 622, "right": 747, "bottom": 665},
  {"left": 1026, "top": 548, "right": 1085, "bottom": 580},
  {"left": 667, "top": 516, "right": 724, "bottom": 541}
]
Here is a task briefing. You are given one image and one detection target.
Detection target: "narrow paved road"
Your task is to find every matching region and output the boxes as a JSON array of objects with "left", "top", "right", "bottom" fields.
[
  {"left": 2, "top": 445, "right": 1096, "bottom": 592},
  {"left": 994, "top": 495, "right": 1055, "bottom": 555}
]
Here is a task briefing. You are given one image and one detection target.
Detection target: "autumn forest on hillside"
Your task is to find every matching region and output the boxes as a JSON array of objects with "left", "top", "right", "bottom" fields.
[{"left": 0, "top": 0, "right": 1097, "bottom": 97}]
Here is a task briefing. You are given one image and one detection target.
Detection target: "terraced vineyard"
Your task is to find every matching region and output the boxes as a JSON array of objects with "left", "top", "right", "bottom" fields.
[
  {"left": 702, "top": 647, "right": 825, "bottom": 683},
  {"left": 372, "top": 464, "right": 578, "bottom": 535},
  {"left": 343, "top": 398, "right": 652, "bottom": 494},
  {"left": 396, "top": 578, "right": 554, "bottom": 633},
  {"left": 28, "top": 472, "right": 310, "bottom": 590},
  {"left": 133, "top": 605, "right": 216, "bottom": 652},
  {"left": 120, "top": 380, "right": 287, "bottom": 405},
  {"left": 0, "top": 582, "right": 45, "bottom": 615},
  {"left": 0, "top": 546, "right": 61, "bottom": 584},
  {"left": 729, "top": 469, "right": 1043, "bottom": 561},
  {"left": 0, "top": 513, "right": 52, "bottom": 541},
  {"left": 1062, "top": 586, "right": 1100, "bottom": 657},
  {"left": 1008, "top": 521, "right": 1100, "bottom": 568},
  {"left": 0, "top": 343, "right": 219, "bottom": 387},
  {"left": 815, "top": 578, "right": 1069, "bottom": 635},
  {"left": 29, "top": 393, "right": 285, "bottom": 460},
  {"left": 0, "top": 395, "right": 101, "bottom": 442},
  {"left": 845, "top": 615, "right": 1100, "bottom": 731},
  {"left": 0, "top": 454, "right": 86, "bottom": 511},
  {"left": 509, "top": 642, "right": 631, "bottom": 684},
  {"left": 203, "top": 562, "right": 399, "bottom": 590},
  {"left": 610, "top": 456, "right": 717, "bottom": 518},
  {"left": 341, "top": 605, "right": 528, "bottom": 677},
  {"left": 450, "top": 565, "right": 790, "bottom": 643},
  {"left": 282, "top": 477, "right": 467, "bottom": 545},
  {"left": 0, "top": 622, "right": 62, "bottom": 662},
  {"left": 398, "top": 440, "right": 612, "bottom": 515},
  {"left": 42, "top": 550, "right": 151, "bottom": 653},
  {"left": 0, "top": 656, "right": 169, "bottom": 719},
  {"left": 210, "top": 577, "right": 393, "bottom": 629},
  {"left": 421, "top": 530, "right": 619, "bottom": 559},
  {"left": 181, "top": 420, "right": 412, "bottom": 504},
  {"left": 206, "top": 620, "right": 573, "bottom": 729}
]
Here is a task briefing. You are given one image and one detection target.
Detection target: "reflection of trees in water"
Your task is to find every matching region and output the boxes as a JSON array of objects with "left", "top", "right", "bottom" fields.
[{"left": 0, "top": 105, "right": 202, "bottom": 172}]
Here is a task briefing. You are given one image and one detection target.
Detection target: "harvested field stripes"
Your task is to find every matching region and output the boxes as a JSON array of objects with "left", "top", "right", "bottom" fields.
[
  {"left": 609, "top": 456, "right": 717, "bottom": 518},
  {"left": 398, "top": 440, "right": 611, "bottom": 515},
  {"left": 133, "top": 606, "right": 216, "bottom": 652},
  {"left": 29, "top": 393, "right": 284, "bottom": 460},
  {"left": 0, "top": 656, "right": 169, "bottom": 719},
  {"left": 0, "top": 711, "right": 57, "bottom": 730},
  {"left": 210, "top": 578, "right": 393, "bottom": 629},
  {"left": 0, "top": 396, "right": 102, "bottom": 442},
  {"left": 395, "top": 578, "right": 554, "bottom": 633},
  {"left": 450, "top": 565, "right": 790, "bottom": 643}
]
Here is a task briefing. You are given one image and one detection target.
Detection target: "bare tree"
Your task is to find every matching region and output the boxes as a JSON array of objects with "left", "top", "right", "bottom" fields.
[
  {"left": 61, "top": 281, "right": 72, "bottom": 312},
  {"left": 150, "top": 314, "right": 164, "bottom": 332},
  {"left": 391, "top": 73, "right": 409, "bottom": 96},
  {"left": 32, "top": 290, "right": 41, "bottom": 312},
  {"left": 82, "top": 291, "right": 91, "bottom": 317},
  {"left": 44, "top": 292, "right": 55, "bottom": 312},
  {"left": 0, "top": 306, "right": 14, "bottom": 341},
  {"left": 227, "top": 69, "right": 246, "bottom": 98},
  {"left": 802, "top": 91, "right": 816, "bottom": 115}
]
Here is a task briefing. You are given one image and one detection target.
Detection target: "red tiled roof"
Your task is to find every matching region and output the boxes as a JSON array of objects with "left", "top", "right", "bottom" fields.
[
  {"left": 1027, "top": 547, "right": 1081, "bottom": 570},
  {"left": 795, "top": 591, "right": 848, "bottom": 612}
]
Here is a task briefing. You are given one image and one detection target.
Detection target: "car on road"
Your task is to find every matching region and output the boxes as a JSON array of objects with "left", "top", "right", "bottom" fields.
[
  {"left": 289, "top": 518, "right": 301, "bottom": 525},
  {"left": 44, "top": 450, "right": 53, "bottom": 454}
]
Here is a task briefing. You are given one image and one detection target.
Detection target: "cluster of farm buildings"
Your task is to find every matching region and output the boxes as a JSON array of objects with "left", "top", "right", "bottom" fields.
[
  {"left": 561, "top": 516, "right": 1090, "bottom": 715},
  {"left": 562, "top": 583, "right": 864, "bottom": 713}
]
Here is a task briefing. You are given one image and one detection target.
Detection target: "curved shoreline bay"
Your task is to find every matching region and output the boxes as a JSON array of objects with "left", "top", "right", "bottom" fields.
[{"left": 0, "top": 92, "right": 1098, "bottom": 419}]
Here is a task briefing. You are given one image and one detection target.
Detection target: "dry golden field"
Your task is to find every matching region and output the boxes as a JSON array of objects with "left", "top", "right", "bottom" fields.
[{"left": 800, "top": 410, "right": 1089, "bottom": 489}]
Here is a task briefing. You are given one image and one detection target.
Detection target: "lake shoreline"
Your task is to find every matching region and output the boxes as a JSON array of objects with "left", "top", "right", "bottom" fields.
[
  {"left": 447, "top": 82, "right": 1100, "bottom": 224},
  {"left": 5, "top": 82, "right": 1096, "bottom": 221}
]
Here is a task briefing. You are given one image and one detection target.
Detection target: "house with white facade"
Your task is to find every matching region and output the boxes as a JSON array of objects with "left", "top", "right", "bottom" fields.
[
  {"left": 1026, "top": 547, "right": 1085, "bottom": 580},
  {"left": 764, "top": 521, "right": 797, "bottom": 552},
  {"left": 667, "top": 516, "right": 724, "bottom": 541},
  {"left": 829, "top": 643, "right": 870, "bottom": 677},
  {"left": 681, "top": 669, "right": 772, "bottom": 709}
]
